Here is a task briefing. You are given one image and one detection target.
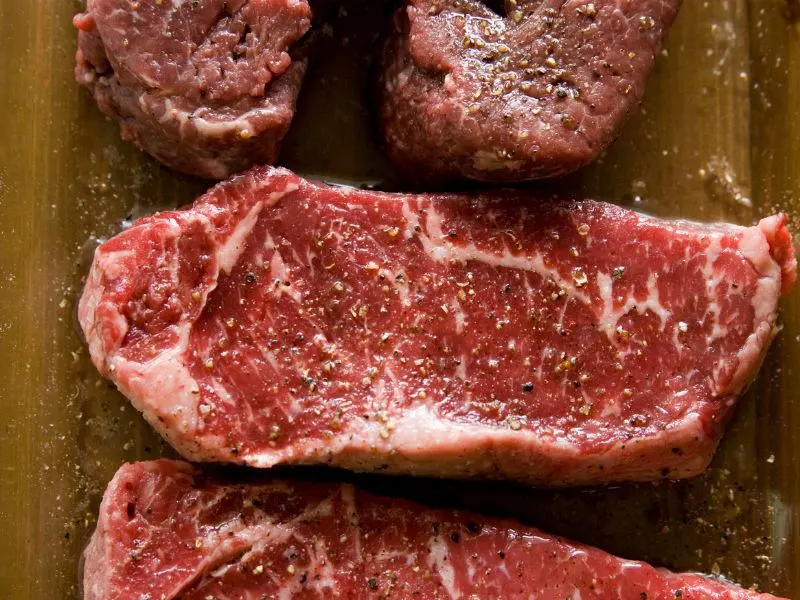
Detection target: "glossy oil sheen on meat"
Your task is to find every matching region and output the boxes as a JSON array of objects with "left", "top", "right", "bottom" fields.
[{"left": 78, "top": 167, "right": 797, "bottom": 486}]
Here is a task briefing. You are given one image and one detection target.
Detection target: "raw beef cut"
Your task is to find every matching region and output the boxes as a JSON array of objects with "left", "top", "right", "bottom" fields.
[
  {"left": 78, "top": 167, "right": 796, "bottom": 486},
  {"left": 380, "top": 0, "right": 683, "bottom": 182},
  {"left": 83, "top": 460, "right": 787, "bottom": 600},
  {"left": 74, "top": 0, "right": 681, "bottom": 182},
  {"left": 74, "top": 0, "right": 311, "bottom": 179}
]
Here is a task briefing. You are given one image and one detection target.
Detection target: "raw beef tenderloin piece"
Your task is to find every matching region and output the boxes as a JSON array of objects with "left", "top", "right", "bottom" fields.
[
  {"left": 380, "top": 0, "right": 683, "bottom": 183},
  {"left": 78, "top": 167, "right": 796, "bottom": 486},
  {"left": 83, "top": 460, "right": 787, "bottom": 600},
  {"left": 74, "top": 0, "right": 311, "bottom": 179}
]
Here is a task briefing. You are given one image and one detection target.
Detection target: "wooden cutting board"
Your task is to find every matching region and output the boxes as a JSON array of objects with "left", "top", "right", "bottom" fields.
[{"left": 0, "top": 1, "right": 797, "bottom": 597}]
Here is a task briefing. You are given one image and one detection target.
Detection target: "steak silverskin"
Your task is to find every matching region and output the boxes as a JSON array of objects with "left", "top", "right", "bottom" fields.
[
  {"left": 380, "top": 0, "right": 683, "bottom": 183},
  {"left": 74, "top": 0, "right": 311, "bottom": 179},
  {"left": 83, "top": 460, "right": 787, "bottom": 600},
  {"left": 78, "top": 167, "right": 796, "bottom": 486}
]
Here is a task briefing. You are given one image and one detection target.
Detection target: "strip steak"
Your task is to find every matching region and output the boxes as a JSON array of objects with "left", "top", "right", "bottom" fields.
[
  {"left": 83, "top": 459, "right": 787, "bottom": 599},
  {"left": 380, "top": 0, "right": 683, "bottom": 182},
  {"left": 78, "top": 167, "right": 796, "bottom": 486},
  {"left": 74, "top": 0, "right": 311, "bottom": 179}
]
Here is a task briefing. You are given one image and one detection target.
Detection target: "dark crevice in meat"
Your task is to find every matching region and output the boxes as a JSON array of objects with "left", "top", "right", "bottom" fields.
[
  {"left": 233, "top": 24, "right": 253, "bottom": 60},
  {"left": 481, "top": 0, "right": 507, "bottom": 18},
  {"left": 78, "top": 167, "right": 796, "bottom": 487},
  {"left": 82, "top": 460, "right": 788, "bottom": 600}
]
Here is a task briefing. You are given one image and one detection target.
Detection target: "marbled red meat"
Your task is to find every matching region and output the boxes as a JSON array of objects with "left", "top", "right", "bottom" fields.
[
  {"left": 78, "top": 167, "right": 796, "bottom": 486},
  {"left": 83, "top": 460, "right": 787, "bottom": 599},
  {"left": 74, "top": 0, "right": 311, "bottom": 179},
  {"left": 380, "top": 0, "right": 683, "bottom": 182}
]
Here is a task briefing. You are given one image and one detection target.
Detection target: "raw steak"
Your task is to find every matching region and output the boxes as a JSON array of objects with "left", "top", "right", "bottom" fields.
[
  {"left": 380, "top": 0, "right": 683, "bottom": 182},
  {"left": 83, "top": 459, "right": 787, "bottom": 599},
  {"left": 74, "top": 0, "right": 311, "bottom": 179},
  {"left": 78, "top": 167, "right": 796, "bottom": 486}
]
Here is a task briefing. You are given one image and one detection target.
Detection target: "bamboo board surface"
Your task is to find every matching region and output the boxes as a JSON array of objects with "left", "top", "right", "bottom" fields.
[{"left": 0, "top": 1, "right": 798, "bottom": 597}]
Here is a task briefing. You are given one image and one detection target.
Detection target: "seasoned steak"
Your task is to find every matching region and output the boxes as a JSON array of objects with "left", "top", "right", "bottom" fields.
[
  {"left": 84, "top": 460, "right": 787, "bottom": 600},
  {"left": 380, "top": 0, "right": 683, "bottom": 182},
  {"left": 78, "top": 167, "right": 796, "bottom": 486},
  {"left": 74, "top": 0, "right": 311, "bottom": 179}
]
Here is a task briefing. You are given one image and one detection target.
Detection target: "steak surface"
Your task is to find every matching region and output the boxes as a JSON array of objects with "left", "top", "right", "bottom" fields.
[
  {"left": 84, "top": 460, "right": 786, "bottom": 599},
  {"left": 74, "top": 0, "right": 311, "bottom": 179},
  {"left": 78, "top": 167, "right": 796, "bottom": 486},
  {"left": 380, "top": 0, "right": 683, "bottom": 183}
]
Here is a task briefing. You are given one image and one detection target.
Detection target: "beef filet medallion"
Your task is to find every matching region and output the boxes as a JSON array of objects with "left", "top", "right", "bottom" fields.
[
  {"left": 74, "top": 0, "right": 311, "bottom": 179},
  {"left": 380, "top": 0, "right": 683, "bottom": 183}
]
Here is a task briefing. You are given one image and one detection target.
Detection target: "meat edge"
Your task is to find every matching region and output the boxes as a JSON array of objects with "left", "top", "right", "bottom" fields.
[{"left": 727, "top": 214, "right": 796, "bottom": 395}]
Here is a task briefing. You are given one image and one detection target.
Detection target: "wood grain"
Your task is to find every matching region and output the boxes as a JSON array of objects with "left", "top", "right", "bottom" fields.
[{"left": 0, "top": 1, "right": 796, "bottom": 597}]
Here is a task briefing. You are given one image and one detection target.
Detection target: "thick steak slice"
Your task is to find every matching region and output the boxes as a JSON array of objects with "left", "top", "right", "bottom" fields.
[
  {"left": 84, "top": 460, "right": 786, "bottom": 600},
  {"left": 380, "top": 0, "right": 682, "bottom": 183},
  {"left": 74, "top": 0, "right": 311, "bottom": 179},
  {"left": 78, "top": 167, "right": 796, "bottom": 486}
]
